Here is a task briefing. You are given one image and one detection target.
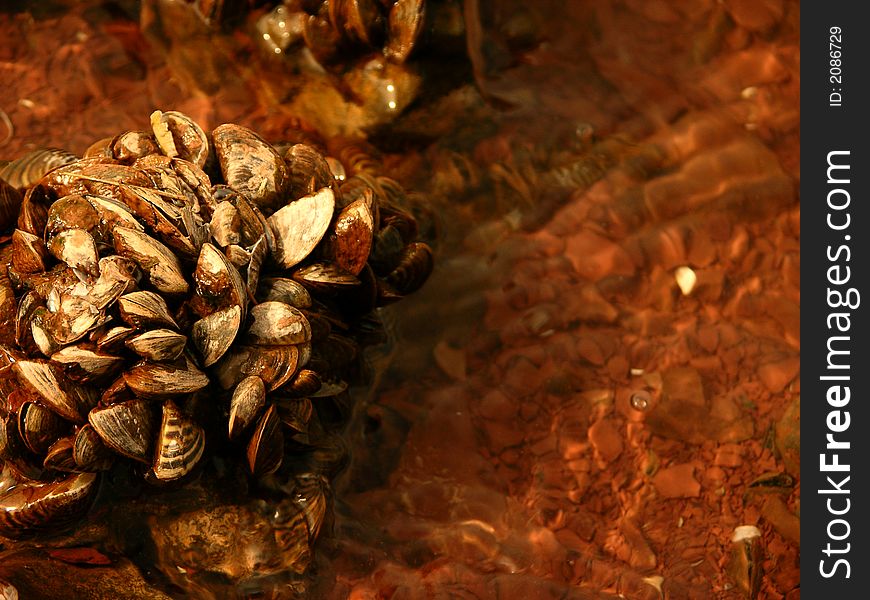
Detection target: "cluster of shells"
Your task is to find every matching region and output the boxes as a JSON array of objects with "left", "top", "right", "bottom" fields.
[
  {"left": 256, "top": 0, "right": 426, "bottom": 65},
  {"left": 0, "top": 110, "right": 432, "bottom": 538}
]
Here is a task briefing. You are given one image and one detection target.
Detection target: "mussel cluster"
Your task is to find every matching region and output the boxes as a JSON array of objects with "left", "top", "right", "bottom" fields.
[
  {"left": 256, "top": 0, "right": 427, "bottom": 65},
  {"left": 0, "top": 110, "right": 432, "bottom": 541}
]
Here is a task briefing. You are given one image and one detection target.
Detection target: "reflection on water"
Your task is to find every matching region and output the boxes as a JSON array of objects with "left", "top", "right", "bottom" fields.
[{"left": 1, "top": 0, "right": 799, "bottom": 598}]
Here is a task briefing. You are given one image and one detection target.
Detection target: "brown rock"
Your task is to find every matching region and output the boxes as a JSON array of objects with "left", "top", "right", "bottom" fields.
[
  {"left": 565, "top": 229, "right": 636, "bottom": 281},
  {"left": 652, "top": 463, "right": 701, "bottom": 498},
  {"left": 775, "top": 395, "right": 800, "bottom": 475},
  {"left": 588, "top": 416, "right": 624, "bottom": 464},
  {"left": 714, "top": 443, "right": 743, "bottom": 467},
  {"left": 758, "top": 356, "right": 799, "bottom": 393},
  {"left": 725, "top": 0, "right": 785, "bottom": 33}
]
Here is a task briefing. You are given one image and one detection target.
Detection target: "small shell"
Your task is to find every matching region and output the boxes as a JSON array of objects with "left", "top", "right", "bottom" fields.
[
  {"left": 193, "top": 243, "right": 247, "bottom": 314},
  {"left": 124, "top": 359, "right": 210, "bottom": 399},
  {"left": 286, "top": 369, "right": 322, "bottom": 397},
  {"left": 284, "top": 144, "right": 337, "bottom": 201},
  {"left": 292, "top": 262, "right": 360, "bottom": 292},
  {"left": 256, "top": 277, "right": 312, "bottom": 309},
  {"left": 125, "top": 329, "right": 188, "bottom": 362},
  {"left": 88, "top": 398, "right": 155, "bottom": 463},
  {"left": 12, "top": 360, "right": 95, "bottom": 423},
  {"left": 112, "top": 226, "right": 188, "bottom": 295},
  {"left": 47, "top": 228, "right": 100, "bottom": 277},
  {"left": 384, "top": 0, "right": 426, "bottom": 63},
  {"left": 228, "top": 375, "right": 267, "bottom": 440},
  {"left": 51, "top": 345, "right": 124, "bottom": 382},
  {"left": 152, "top": 400, "right": 205, "bottom": 482},
  {"left": 268, "top": 187, "right": 335, "bottom": 269},
  {"left": 43, "top": 436, "right": 78, "bottom": 472},
  {"left": 118, "top": 291, "right": 179, "bottom": 330},
  {"left": 1, "top": 177, "right": 24, "bottom": 231},
  {"left": 151, "top": 110, "right": 210, "bottom": 168},
  {"left": 215, "top": 344, "right": 300, "bottom": 392},
  {"left": 12, "top": 229, "right": 49, "bottom": 274},
  {"left": 73, "top": 424, "right": 115, "bottom": 471},
  {"left": 95, "top": 326, "right": 137, "bottom": 353},
  {"left": 246, "top": 404, "right": 283, "bottom": 477},
  {"left": 45, "top": 194, "right": 101, "bottom": 239},
  {"left": 19, "top": 401, "right": 69, "bottom": 455},
  {"left": 0, "top": 472, "right": 98, "bottom": 537},
  {"left": 323, "top": 193, "right": 374, "bottom": 275},
  {"left": 246, "top": 302, "right": 312, "bottom": 346},
  {"left": 111, "top": 130, "right": 160, "bottom": 163},
  {"left": 386, "top": 241, "right": 433, "bottom": 295},
  {"left": 191, "top": 305, "right": 242, "bottom": 367},
  {"left": 0, "top": 148, "right": 78, "bottom": 189},
  {"left": 213, "top": 124, "right": 289, "bottom": 213},
  {"left": 209, "top": 201, "right": 242, "bottom": 247},
  {"left": 274, "top": 397, "right": 313, "bottom": 434}
]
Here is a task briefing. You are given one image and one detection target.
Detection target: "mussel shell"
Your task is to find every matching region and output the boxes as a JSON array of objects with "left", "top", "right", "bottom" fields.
[
  {"left": 256, "top": 277, "right": 312, "bottom": 309},
  {"left": 191, "top": 305, "right": 242, "bottom": 367},
  {"left": 19, "top": 402, "right": 69, "bottom": 455},
  {"left": 215, "top": 344, "right": 300, "bottom": 392},
  {"left": 125, "top": 329, "right": 188, "bottom": 362},
  {"left": 124, "top": 359, "right": 210, "bottom": 399},
  {"left": 228, "top": 375, "right": 266, "bottom": 440},
  {"left": 284, "top": 144, "right": 337, "bottom": 201},
  {"left": 384, "top": 0, "right": 426, "bottom": 63},
  {"left": 0, "top": 176, "right": 23, "bottom": 231},
  {"left": 0, "top": 472, "right": 98, "bottom": 537},
  {"left": 43, "top": 436, "right": 78, "bottom": 472},
  {"left": 246, "top": 404, "right": 283, "bottom": 477},
  {"left": 287, "top": 369, "right": 322, "bottom": 398},
  {"left": 118, "top": 291, "right": 179, "bottom": 330},
  {"left": 246, "top": 302, "right": 312, "bottom": 346},
  {"left": 73, "top": 424, "right": 115, "bottom": 472},
  {"left": 292, "top": 262, "right": 360, "bottom": 293},
  {"left": 152, "top": 110, "right": 210, "bottom": 168},
  {"left": 112, "top": 226, "right": 188, "bottom": 295},
  {"left": 0, "top": 148, "right": 77, "bottom": 190},
  {"left": 88, "top": 398, "right": 155, "bottom": 463},
  {"left": 386, "top": 241, "right": 433, "bottom": 295},
  {"left": 212, "top": 124, "right": 289, "bottom": 213},
  {"left": 322, "top": 193, "right": 374, "bottom": 276},
  {"left": 274, "top": 397, "right": 313, "bottom": 434},
  {"left": 12, "top": 360, "right": 96, "bottom": 424},
  {"left": 267, "top": 187, "right": 335, "bottom": 269},
  {"left": 51, "top": 346, "right": 124, "bottom": 383},
  {"left": 151, "top": 400, "right": 205, "bottom": 482}
]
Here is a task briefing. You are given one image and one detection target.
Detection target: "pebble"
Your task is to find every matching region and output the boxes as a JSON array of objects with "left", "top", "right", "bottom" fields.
[
  {"left": 564, "top": 229, "right": 636, "bottom": 281},
  {"left": 477, "top": 390, "right": 518, "bottom": 421},
  {"left": 724, "top": 0, "right": 785, "bottom": 33},
  {"left": 757, "top": 356, "right": 799, "bottom": 393},
  {"left": 652, "top": 463, "right": 701, "bottom": 498},
  {"left": 713, "top": 443, "right": 743, "bottom": 468},
  {"left": 588, "top": 417, "right": 624, "bottom": 464}
]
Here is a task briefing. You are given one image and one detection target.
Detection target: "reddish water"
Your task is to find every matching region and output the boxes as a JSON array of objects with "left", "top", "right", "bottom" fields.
[{"left": 0, "top": 1, "right": 799, "bottom": 598}]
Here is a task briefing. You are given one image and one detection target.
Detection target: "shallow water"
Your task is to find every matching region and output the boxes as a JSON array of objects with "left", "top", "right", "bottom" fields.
[{"left": 0, "top": 1, "right": 799, "bottom": 598}]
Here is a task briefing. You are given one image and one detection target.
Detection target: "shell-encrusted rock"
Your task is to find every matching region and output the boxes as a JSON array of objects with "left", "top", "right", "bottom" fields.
[
  {"left": 213, "top": 124, "right": 289, "bottom": 213},
  {"left": 112, "top": 226, "right": 188, "bottom": 295},
  {"left": 268, "top": 187, "right": 335, "bottom": 269},
  {"left": 125, "top": 329, "right": 188, "bottom": 362},
  {"left": 191, "top": 305, "right": 242, "bottom": 367},
  {"left": 124, "top": 358, "right": 209, "bottom": 399},
  {"left": 228, "top": 375, "right": 266, "bottom": 440},
  {"left": 152, "top": 400, "right": 205, "bottom": 481},
  {"left": 246, "top": 404, "right": 283, "bottom": 476},
  {"left": 246, "top": 302, "right": 312, "bottom": 346},
  {"left": 88, "top": 398, "right": 155, "bottom": 463},
  {"left": 0, "top": 472, "right": 98, "bottom": 537}
]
